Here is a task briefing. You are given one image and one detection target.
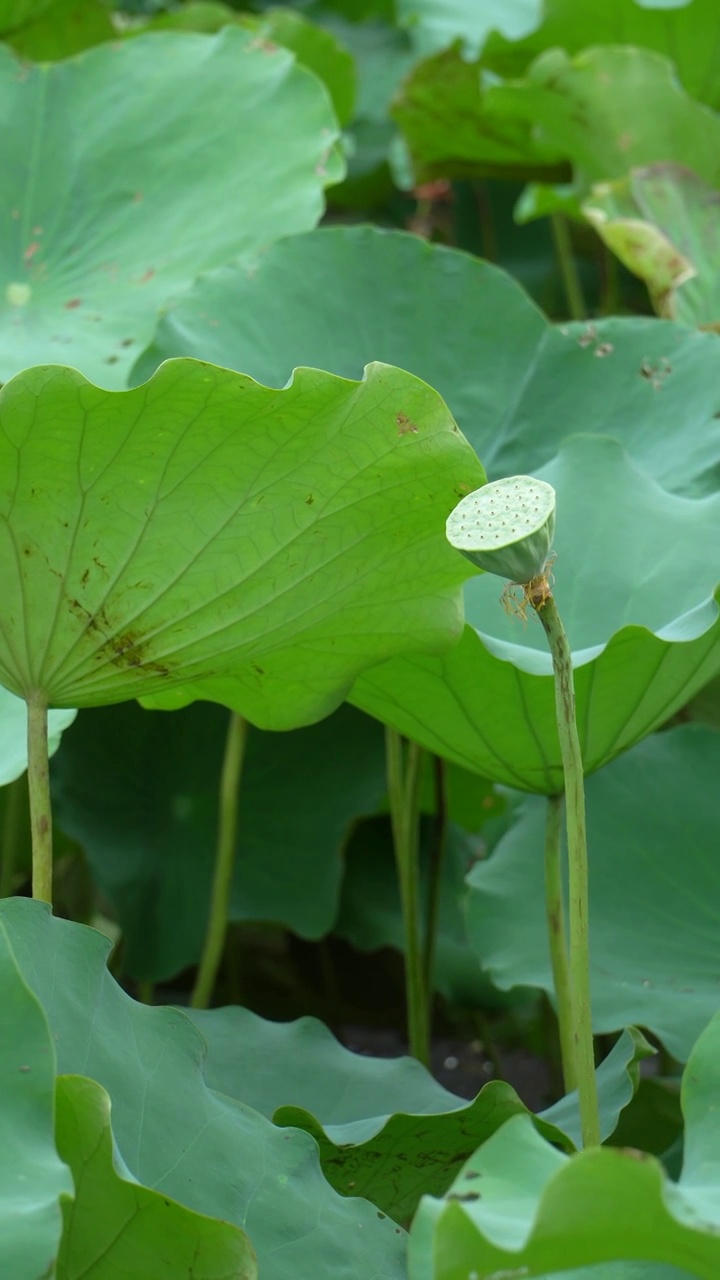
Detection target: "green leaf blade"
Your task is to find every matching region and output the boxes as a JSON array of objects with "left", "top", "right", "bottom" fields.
[
  {"left": 56, "top": 1074, "right": 256, "bottom": 1280},
  {"left": 0, "top": 359, "right": 483, "bottom": 724},
  {"left": 410, "top": 1013, "right": 720, "bottom": 1280},
  {"left": 0, "top": 918, "right": 72, "bottom": 1279},
  {"left": 0, "top": 28, "right": 341, "bottom": 388},
  {"left": 1, "top": 898, "right": 408, "bottom": 1280}
]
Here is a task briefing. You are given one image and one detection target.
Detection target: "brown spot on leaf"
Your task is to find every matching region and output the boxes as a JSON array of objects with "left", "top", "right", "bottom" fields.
[
  {"left": 64, "top": 298, "right": 82, "bottom": 309},
  {"left": 397, "top": 412, "right": 419, "bottom": 436}
]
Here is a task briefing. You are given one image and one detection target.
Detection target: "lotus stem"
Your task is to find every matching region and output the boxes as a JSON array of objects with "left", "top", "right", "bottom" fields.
[
  {"left": 544, "top": 790, "right": 576, "bottom": 1092},
  {"left": 551, "top": 212, "right": 586, "bottom": 321},
  {"left": 386, "top": 726, "right": 430, "bottom": 1067},
  {"left": 27, "top": 693, "right": 53, "bottom": 904},
  {"left": 532, "top": 587, "right": 599, "bottom": 1147},
  {"left": 190, "top": 711, "right": 248, "bottom": 1009}
]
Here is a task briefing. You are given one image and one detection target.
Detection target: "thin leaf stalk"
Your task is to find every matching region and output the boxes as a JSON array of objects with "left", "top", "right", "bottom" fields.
[
  {"left": 533, "top": 589, "right": 599, "bottom": 1147},
  {"left": 544, "top": 790, "right": 576, "bottom": 1092},
  {"left": 27, "top": 693, "right": 53, "bottom": 904},
  {"left": 386, "top": 727, "right": 429, "bottom": 1067},
  {"left": 551, "top": 212, "right": 586, "bottom": 321},
  {"left": 190, "top": 711, "right": 248, "bottom": 1010}
]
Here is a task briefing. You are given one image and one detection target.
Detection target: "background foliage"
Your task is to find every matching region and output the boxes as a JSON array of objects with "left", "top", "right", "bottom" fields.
[{"left": 0, "top": 1, "right": 719, "bottom": 1277}]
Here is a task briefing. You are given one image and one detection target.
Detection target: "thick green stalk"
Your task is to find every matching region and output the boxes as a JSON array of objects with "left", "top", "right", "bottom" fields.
[
  {"left": 386, "top": 727, "right": 429, "bottom": 1067},
  {"left": 551, "top": 213, "right": 586, "bottom": 321},
  {"left": 544, "top": 791, "right": 576, "bottom": 1092},
  {"left": 190, "top": 712, "right": 248, "bottom": 1010},
  {"left": 27, "top": 694, "right": 53, "bottom": 904},
  {"left": 535, "top": 592, "right": 599, "bottom": 1147}
]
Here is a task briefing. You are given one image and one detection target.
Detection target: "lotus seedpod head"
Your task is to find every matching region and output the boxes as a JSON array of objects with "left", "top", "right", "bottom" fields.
[{"left": 446, "top": 475, "right": 556, "bottom": 583}]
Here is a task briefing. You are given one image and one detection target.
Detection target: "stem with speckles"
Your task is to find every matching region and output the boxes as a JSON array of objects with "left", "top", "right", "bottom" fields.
[{"left": 27, "top": 693, "right": 53, "bottom": 904}]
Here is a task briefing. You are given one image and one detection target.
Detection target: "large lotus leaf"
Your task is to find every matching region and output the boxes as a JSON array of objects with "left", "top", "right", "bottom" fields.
[
  {"left": 0, "top": 28, "right": 341, "bottom": 389},
  {"left": 352, "top": 435, "right": 720, "bottom": 791},
  {"left": 391, "top": 42, "right": 566, "bottom": 184},
  {"left": 484, "top": 45, "right": 720, "bottom": 199},
  {"left": 396, "top": 0, "right": 541, "bottom": 56},
  {"left": 585, "top": 165, "right": 720, "bottom": 329},
  {"left": 0, "top": 687, "right": 75, "bottom": 786},
  {"left": 2, "top": 0, "right": 113, "bottom": 59},
  {"left": 0, "top": 0, "right": 52, "bottom": 30},
  {"left": 50, "top": 702, "right": 386, "bottom": 980},
  {"left": 134, "top": 4, "right": 356, "bottom": 128},
  {"left": 0, "top": 898, "right": 408, "bottom": 1280},
  {"left": 186, "top": 1003, "right": 646, "bottom": 1221},
  {"left": 408, "top": 1011, "right": 720, "bottom": 1280},
  {"left": 55, "top": 1074, "right": 256, "bottom": 1279},
  {"left": 467, "top": 724, "right": 720, "bottom": 1061},
  {"left": 0, "top": 360, "right": 482, "bottom": 727},
  {"left": 134, "top": 226, "right": 720, "bottom": 498},
  {"left": 241, "top": 8, "right": 356, "bottom": 127},
  {"left": 0, "top": 917, "right": 72, "bottom": 1278},
  {"left": 483, "top": 0, "right": 720, "bottom": 111}
]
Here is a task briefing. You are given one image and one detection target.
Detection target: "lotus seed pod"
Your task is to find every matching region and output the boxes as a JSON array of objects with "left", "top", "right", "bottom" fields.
[{"left": 446, "top": 475, "right": 556, "bottom": 583}]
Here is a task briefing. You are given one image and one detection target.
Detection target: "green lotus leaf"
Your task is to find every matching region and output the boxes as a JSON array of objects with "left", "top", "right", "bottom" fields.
[
  {"left": 408, "top": 1010, "right": 720, "bottom": 1280},
  {"left": 134, "top": 225, "right": 720, "bottom": 498},
  {"left": 241, "top": 7, "right": 356, "bottom": 127},
  {"left": 50, "top": 702, "right": 386, "bottom": 980},
  {"left": 0, "top": 0, "right": 53, "bottom": 32},
  {"left": 396, "top": 0, "right": 542, "bottom": 56},
  {"left": 395, "top": 36, "right": 720, "bottom": 191},
  {"left": 0, "top": 27, "right": 341, "bottom": 389},
  {"left": 186, "top": 1003, "right": 647, "bottom": 1221},
  {"left": 467, "top": 725, "right": 720, "bottom": 1061},
  {"left": 392, "top": 41, "right": 566, "bottom": 184},
  {"left": 124, "top": 0, "right": 232, "bottom": 32},
  {"left": 482, "top": 0, "right": 720, "bottom": 110},
  {"left": 0, "top": 688, "right": 75, "bottom": 786},
  {"left": 0, "top": 359, "right": 482, "bottom": 726},
  {"left": 133, "top": 3, "right": 356, "bottom": 127},
  {"left": 0, "top": 917, "right": 72, "bottom": 1278},
  {"left": 0, "top": 898, "right": 408, "bottom": 1280},
  {"left": 2, "top": 0, "right": 113, "bottom": 59},
  {"left": 353, "top": 434, "right": 720, "bottom": 791},
  {"left": 55, "top": 1074, "right": 256, "bottom": 1279},
  {"left": 484, "top": 45, "right": 720, "bottom": 200},
  {"left": 584, "top": 164, "right": 720, "bottom": 330}
]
